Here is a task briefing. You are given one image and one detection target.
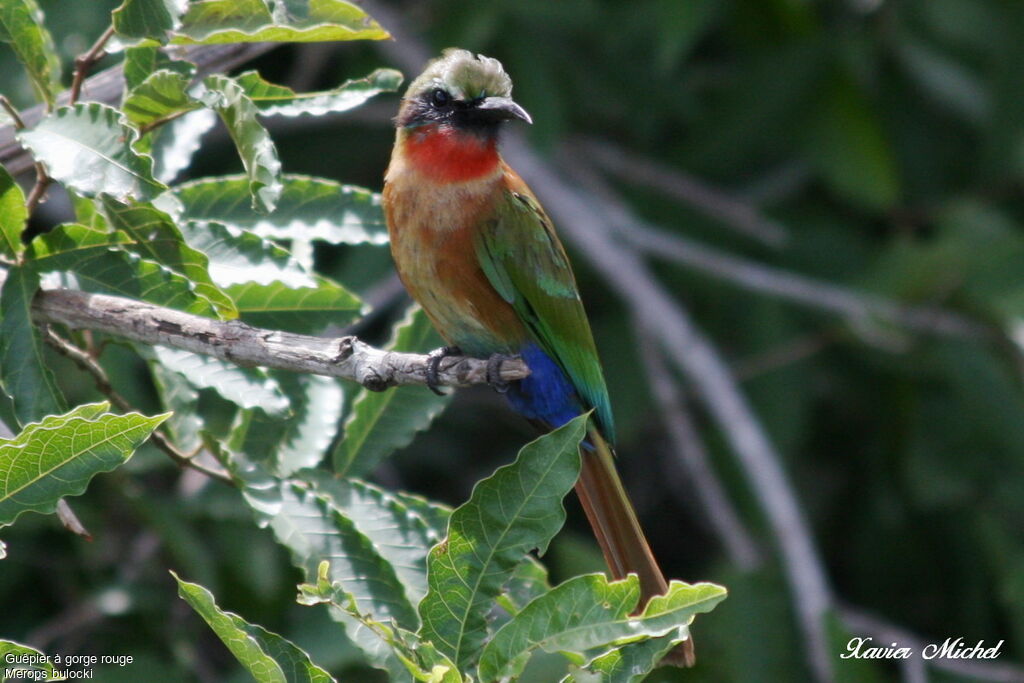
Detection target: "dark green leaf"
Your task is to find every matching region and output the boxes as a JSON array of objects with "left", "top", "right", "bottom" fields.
[
  {"left": 0, "top": 163, "right": 27, "bottom": 259},
  {"left": 100, "top": 195, "right": 236, "bottom": 316},
  {"left": 151, "top": 108, "right": 217, "bottom": 183},
  {"left": 333, "top": 306, "right": 450, "bottom": 477},
  {"left": 27, "top": 222, "right": 217, "bottom": 315},
  {"left": 122, "top": 68, "right": 201, "bottom": 128},
  {"left": 200, "top": 75, "right": 282, "bottom": 213},
  {"left": 174, "top": 573, "right": 336, "bottom": 682},
  {"left": 172, "top": 0, "right": 389, "bottom": 45},
  {"left": 0, "top": 266, "right": 64, "bottom": 427},
  {"left": 123, "top": 45, "right": 195, "bottom": 90},
  {"left": 175, "top": 174, "right": 386, "bottom": 245},
  {"left": 418, "top": 414, "right": 589, "bottom": 669},
  {"left": 478, "top": 575, "right": 727, "bottom": 682},
  {"left": 17, "top": 104, "right": 166, "bottom": 201},
  {"left": 235, "top": 67, "right": 402, "bottom": 117},
  {"left": 0, "top": 402, "right": 168, "bottom": 526},
  {"left": 112, "top": 0, "right": 188, "bottom": 43},
  {"left": 0, "top": 0, "right": 60, "bottom": 106}
]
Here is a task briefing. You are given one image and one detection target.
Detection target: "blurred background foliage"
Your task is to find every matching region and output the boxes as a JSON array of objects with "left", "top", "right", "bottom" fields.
[{"left": 2, "top": 0, "right": 1024, "bottom": 681}]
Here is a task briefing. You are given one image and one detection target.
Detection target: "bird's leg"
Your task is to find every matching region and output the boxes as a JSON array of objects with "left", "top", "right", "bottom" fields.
[
  {"left": 486, "top": 353, "right": 516, "bottom": 394},
  {"left": 426, "top": 345, "right": 462, "bottom": 396}
]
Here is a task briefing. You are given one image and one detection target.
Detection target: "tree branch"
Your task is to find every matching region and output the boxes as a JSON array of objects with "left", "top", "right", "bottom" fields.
[{"left": 31, "top": 289, "right": 529, "bottom": 390}]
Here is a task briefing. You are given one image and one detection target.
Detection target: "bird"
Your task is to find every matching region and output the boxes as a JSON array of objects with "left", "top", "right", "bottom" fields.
[{"left": 383, "top": 49, "right": 694, "bottom": 667}]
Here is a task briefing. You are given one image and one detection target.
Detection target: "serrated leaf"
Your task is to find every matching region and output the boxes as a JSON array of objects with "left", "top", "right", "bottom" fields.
[
  {"left": 0, "top": 402, "right": 168, "bottom": 526},
  {"left": 179, "top": 218, "right": 314, "bottom": 287},
  {"left": 418, "top": 414, "right": 589, "bottom": 670},
  {"left": 0, "top": 0, "right": 61, "bottom": 106},
  {"left": 150, "top": 359, "right": 202, "bottom": 452},
  {"left": 235, "top": 67, "right": 402, "bottom": 117},
  {"left": 123, "top": 45, "right": 195, "bottom": 90},
  {"left": 171, "top": 0, "right": 389, "bottom": 45},
  {"left": 201, "top": 74, "right": 281, "bottom": 213},
  {"left": 174, "top": 573, "right": 336, "bottom": 683},
  {"left": 241, "top": 477, "right": 419, "bottom": 672},
  {"left": 228, "top": 372, "right": 343, "bottom": 476},
  {"left": 150, "top": 346, "right": 289, "bottom": 416},
  {"left": 122, "top": 68, "right": 201, "bottom": 128},
  {"left": 574, "top": 634, "right": 686, "bottom": 683},
  {"left": 229, "top": 279, "right": 363, "bottom": 333},
  {"left": 478, "top": 575, "right": 727, "bottom": 682},
  {"left": 151, "top": 108, "right": 217, "bottom": 183},
  {"left": 17, "top": 103, "right": 167, "bottom": 201},
  {"left": 0, "top": 266, "right": 65, "bottom": 428},
  {"left": 100, "top": 195, "right": 235, "bottom": 315},
  {"left": 113, "top": 0, "right": 188, "bottom": 43},
  {"left": 175, "top": 174, "right": 387, "bottom": 245},
  {"left": 0, "top": 163, "right": 27, "bottom": 259},
  {"left": 27, "top": 222, "right": 217, "bottom": 316},
  {"left": 0, "top": 640, "right": 56, "bottom": 677},
  {"left": 333, "top": 306, "right": 450, "bottom": 477}
]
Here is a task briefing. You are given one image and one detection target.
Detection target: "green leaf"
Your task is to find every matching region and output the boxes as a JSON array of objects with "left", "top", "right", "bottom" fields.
[
  {"left": 177, "top": 219, "right": 363, "bottom": 331},
  {"left": 150, "top": 359, "right": 203, "bottom": 452},
  {"left": 333, "top": 306, "right": 451, "bottom": 477},
  {"left": 175, "top": 174, "right": 386, "bottom": 245},
  {"left": 0, "top": 640, "right": 56, "bottom": 678},
  {"left": 17, "top": 103, "right": 167, "bottom": 201},
  {"left": 27, "top": 222, "right": 217, "bottom": 316},
  {"left": 0, "top": 266, "right": 65, "bottom": 427},
  {"left": 113, "top": 0, "right": 188, "bottom": 42},
  {"left": 173, "top": 573, "right": 336, "bottom": 683},
  {"left": 241, "top": 477, "right": 420, "bottom": 672},
  {"left": 417, "top": 414, "right": 589, "bottom": 669},
  {"left": 0, "top": 0, "right": 61, "bottom": 106},
  {"left": 150, "top": 346, "right": 290, "bottom": 416},
  {"left": 100, "top": 195, "right": 236, "bottom": 315},
  {"left": 0, "top": 163, "right": 27, "bottom": 259},
  {"left": 235, "top": 67, "right": 402, "bottom": 117},
  {"left": 478, "top": 575, "right": 727, "bottom": 682},
  {"left": 122, "top": 68, "right": 201, "bottom": 128},
  {"left": 228, "top": 373, "right": 343, "bottom": 476},
  {"left": 578, "top": 635, "right": 689, "bottom": 683},
  {"left": 806, "top": 76, "right": 899, "bottom": 211},
  {"left": 0, "top": 402, "right": 168, "bottom": 526},
  {"left": 123, "top": 45, "right": 195, "bottom": 90},
  {"left": 200, "top": 75, "right": 282, "bottom": 213},
  {"left": 171, "top": 0, "right": 389, "bottom": 45}
]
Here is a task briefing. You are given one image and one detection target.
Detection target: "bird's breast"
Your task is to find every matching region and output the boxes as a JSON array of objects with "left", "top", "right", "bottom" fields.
[{"left": 383, "top": 167, "right": 526, "bottom": 355}]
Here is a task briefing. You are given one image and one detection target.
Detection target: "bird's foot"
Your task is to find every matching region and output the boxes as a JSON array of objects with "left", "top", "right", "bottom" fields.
[
  {"left": 426, "top": 346, "right": 462, "bottom": 396},
  {"left": 486, "top": 353, "right": 516, "bottom": 394}
]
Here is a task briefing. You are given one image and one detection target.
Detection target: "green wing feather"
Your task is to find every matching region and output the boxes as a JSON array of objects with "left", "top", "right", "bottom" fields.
[{"left": 475, "top": 188, "right": 615, "bottom": 441}]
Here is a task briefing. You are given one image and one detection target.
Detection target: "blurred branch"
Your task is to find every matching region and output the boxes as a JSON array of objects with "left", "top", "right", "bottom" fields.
[
  {"left": 0, "top": 42, "right": 277, "bottom": 178},
  {"left": 572, "top": 157, "right": 993, "bottom": 342},
  {"left": 840, "top": 604, "right": 1024, "bottom": 683},
  {"left": 576, "top": 137, "right": 790, "bottom": 247},
  {"left": 32, "top": 289, "right": 529, "bottom": 390},
  {"left": 637, "top": 327, "right": 761, "bottom": 570}
]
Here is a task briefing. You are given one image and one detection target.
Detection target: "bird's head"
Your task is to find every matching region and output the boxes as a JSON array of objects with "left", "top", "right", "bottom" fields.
[{"left": 395, "top": 49, "right": 532, "bottom": 136}]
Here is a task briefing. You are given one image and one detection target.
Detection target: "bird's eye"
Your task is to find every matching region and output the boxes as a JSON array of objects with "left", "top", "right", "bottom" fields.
[{"left": 430, "top": 88, "right": 450, "bottom": 107}]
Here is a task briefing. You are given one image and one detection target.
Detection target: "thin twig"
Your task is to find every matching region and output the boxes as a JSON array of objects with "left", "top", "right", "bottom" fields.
[
  {"left": 576, "top": 137, "right": 790, "bottom": 248},
  {"left": 42, "top": 327, "right": 235, "bottom": 486},
  {"left": 32, "top": 289, "right": 529, "bottom": 389},
  {"left": 0, "top": 94, "right": 51, "bottom": 217},
  {"left": 69, "top": 26, "right": 115, "bottom": 105},
  {"left": 0, "top": 95, "right": 25, "bottom": 128},
  {"left": 637, "top": 326, "right": 761, "bottom": 570}
]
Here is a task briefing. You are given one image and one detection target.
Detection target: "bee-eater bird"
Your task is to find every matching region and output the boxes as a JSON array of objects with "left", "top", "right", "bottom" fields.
[{"left": 384, "top": 49, "right": 694, "bottom": 666}]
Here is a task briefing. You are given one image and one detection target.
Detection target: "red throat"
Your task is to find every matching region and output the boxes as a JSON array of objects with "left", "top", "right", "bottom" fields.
[{"left": 402, "top": 125, "right": 500, "bottom": 182}]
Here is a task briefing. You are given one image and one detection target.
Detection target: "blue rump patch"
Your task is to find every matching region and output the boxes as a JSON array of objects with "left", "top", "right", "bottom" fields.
[{"left": 505, "top": 344, "right": 583, "bottom": 429}]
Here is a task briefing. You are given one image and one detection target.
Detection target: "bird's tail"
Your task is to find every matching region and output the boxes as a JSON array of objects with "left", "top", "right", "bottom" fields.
[{"left": 575, "top": 427, "right": 696, "bottom": 667}]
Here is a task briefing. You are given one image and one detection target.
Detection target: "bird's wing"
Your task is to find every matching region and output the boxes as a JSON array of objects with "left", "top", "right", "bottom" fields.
[{"left": 475, "top": 180, "right": 615, "bottom": 441}]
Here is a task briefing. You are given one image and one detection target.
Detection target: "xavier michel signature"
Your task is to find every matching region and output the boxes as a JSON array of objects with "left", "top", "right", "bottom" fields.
[{"left": 842, "top": 637, "right": 1004, "bottom": 661}]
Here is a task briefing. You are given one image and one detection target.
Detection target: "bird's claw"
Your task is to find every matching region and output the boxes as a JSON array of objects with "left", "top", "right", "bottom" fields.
[
  {"left": 486, "top": 353, "right": 515, "bottom": 394},
  {"left": 426, "top": 346, "right": 461, "bottom": 396}
]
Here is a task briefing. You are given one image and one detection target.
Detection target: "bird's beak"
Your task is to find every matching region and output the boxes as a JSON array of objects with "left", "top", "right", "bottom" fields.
[{"left": 475, "top": 96, "right": 533, "bottom": 124}]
